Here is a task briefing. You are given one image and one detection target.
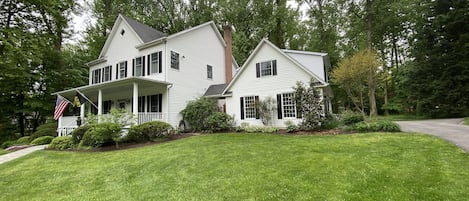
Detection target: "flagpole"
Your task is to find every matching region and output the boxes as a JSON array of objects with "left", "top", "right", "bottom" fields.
[
  {"left": 75, "top": 90, "right": 98, "bottom": 109},
  {"left": 58, "top": 94, "right": 73, "bottom": 105}
]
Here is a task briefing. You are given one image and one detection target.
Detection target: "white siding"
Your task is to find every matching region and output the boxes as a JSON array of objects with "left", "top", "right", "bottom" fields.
[
  {"left": 165, "top": 24, "right": 226, "bottom": 126},
  {"left": 225, "top": 42, "right": 321, "bottom": 127},
  {"left": 284, "top": 52, "right": 326, "bottom": 82}
]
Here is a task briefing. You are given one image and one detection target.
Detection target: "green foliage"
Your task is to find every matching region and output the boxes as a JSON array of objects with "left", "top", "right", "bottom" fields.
[
  {"left": 30, "top": 136, "right": 55, "bottom": 145},
  {"left": 125, "top": 121, "right": 173, "bottom": 143},
  {"left": 80, "top": 122, "right": 121, "bottom": 148},
  {"left": 341, "top": 111, "right": 364, "bottom": 125},
  {"left": 49, "top": 136, "right": 74, "bottom": 150},
  {"left": 180, "top": 97, "right": 218, "bottom": 131},
  {"left": 31, "top": 121, "right": 58, "bottom": 139},
  {"left": 71, "top": 125, "right": 90, "bottom": 145},
  {"left": 320, "top": 115, "right": 341, "bottom": 130},
  {"left": 354, "top": 120, "right": 401, "bottom": 132},
  {"left": 464, "top": 118, "right": 469, "bottom": 126},
  {"left": 294, "top": 79, "right": 326, "bottom": 131},
  {"left": 16, "top": 136, "right": 32, "bottom": 145},
  {"left": 256, "top": 97, "right": 277, "bottom": 126},
  {"left": 1, "top": 140, "right": 18, "bottom": 149},
  {"left": 205, "top": 112, "right": 234, "bottom": 132},
  {"left": 284, "top": 120, "right": 297, "bottom": 133}
]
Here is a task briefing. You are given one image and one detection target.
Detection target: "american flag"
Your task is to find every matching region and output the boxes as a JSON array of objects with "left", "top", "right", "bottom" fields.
[{"left": 53, "top": 95, "right": 69, "bottom": 120}]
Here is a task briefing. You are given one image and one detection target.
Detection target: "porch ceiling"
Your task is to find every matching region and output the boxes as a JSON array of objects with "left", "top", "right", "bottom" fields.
[{"left": 52, "top": 77, "right": 171, "bottom": 101}]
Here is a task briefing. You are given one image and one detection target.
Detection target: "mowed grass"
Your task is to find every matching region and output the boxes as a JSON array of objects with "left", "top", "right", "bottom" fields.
[
  {"left": 0, "top": 149, "right": 8, "bottom": 155},
  {"left": 464, "top": 117, "right": 469, "bottom": 125},
  {"left": 1, "top": 133, "right": 469, "bottom": 201}
]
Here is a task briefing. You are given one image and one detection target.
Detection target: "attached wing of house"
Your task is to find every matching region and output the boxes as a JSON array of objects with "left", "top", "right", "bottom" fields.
[
  {"left": 217, "top": 39, "right": 333, "bottom": 127},
  {"left": 53, "top": 14, "right": 237, "bottom": 135}
]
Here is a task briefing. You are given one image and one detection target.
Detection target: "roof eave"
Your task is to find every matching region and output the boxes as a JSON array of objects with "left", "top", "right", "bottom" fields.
[{"left": 135, "top": 37, "right": 166, "bottom": 50}]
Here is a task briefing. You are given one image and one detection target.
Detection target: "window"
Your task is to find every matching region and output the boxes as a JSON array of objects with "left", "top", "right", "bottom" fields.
[
  {"left": 147, "top": 94, "right": 162, "bottom": 112},
  {"left": 150, "top": 52, "right": 162, "bottom": 74},
  {"left": 241, "top": 96, "right": 258, "bottom": 119},
  {"left": 134, "top": 56, "right": 144, "bottom": 76},
  {"left": 103, "top": 100, "right": 112, "bottom": 114},
  {"left": 171, "top": 51, "right": 179, "bottom": 70},
  {"left": 92, "top": 69, "right": 101, "bottom": 84},
  {"left": 120, "top": 29, "right": 125, "bottom": 36},
  {"left": 277, "top": 93, "right": 297, "bottom": 119},
  {"left": 138, "top": 96, "right": 145, "bottom": 112},
  {"left": 102, "top": 66, "right": 111, "bottom": 82},
  {"left": 256, "top": 60, "right": 277, "bottom": 78},
  {"left": 118, "top": 61, "right": 127, "bottom": 79},
  {"left": 207, "top": 65, "right": 213, "bottom": 79}
]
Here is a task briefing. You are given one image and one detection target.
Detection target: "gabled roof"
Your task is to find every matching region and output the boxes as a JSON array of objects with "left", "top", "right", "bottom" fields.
[
  {"left": 98, "top": 14, "right": 167, "bottom": 58},
  {"left": 223, "top": 39, "right": 328, "bottom": 94},
  {"left": 203, "top": 83, "right": 228, "bottom": 97},
  {"left": 120, "top": 15, "right": 167, "bottom": 43}
]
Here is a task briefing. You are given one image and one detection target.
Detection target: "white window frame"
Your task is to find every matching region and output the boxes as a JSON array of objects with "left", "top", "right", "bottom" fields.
[
  {"left": 92, "top": 69, "right": 101, "bottom": 84},
  {"left": 260, "top": 61, "right": 273, "bottom": 77},
  {"left": 103, "top": 66, "right": 111, "bottom": 82},
  {"left": 151, "top": 52, "right": 159, "bottom": 74},
  {"left": 170, "top": 51, "right": 180, "bottom": 70},
  {"left": 118, "top": 61, "right": 127, "bottom": 79},
  {"left": 207, "top": 65, "right": 213, "bottom": 79},
  {"left": 135, "top": 56, "right": 143, "bottom": 76},
  {"left": 282, "top": 93, "right": 296, "bottom": 118},
  {"left": 244, "top": 96, "right": 256, "bottom": 119}
]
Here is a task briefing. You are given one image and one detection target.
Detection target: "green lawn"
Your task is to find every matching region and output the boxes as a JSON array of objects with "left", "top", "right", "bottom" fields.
[
  {"left": 0, "top": 149, "right": 8, "bottom": 156},
  {"left": 1, "top": 133, "right": 469, "bottom": 201},
  {"left": 464, "top": 117, "right": 469, "bottom": 125}
]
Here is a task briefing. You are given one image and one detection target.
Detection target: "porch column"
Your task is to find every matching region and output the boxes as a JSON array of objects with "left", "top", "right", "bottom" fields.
[
  {"left": 133, "top": 82, "right": 138, "bottom": 118},
  {"left": 98, "top": 89, "right": 102, "bottom": 115},
  {"left": 80, "top": 103, "right": 85, "bottom": 122}
]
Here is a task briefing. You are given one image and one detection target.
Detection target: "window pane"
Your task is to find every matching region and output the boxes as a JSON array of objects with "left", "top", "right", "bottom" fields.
[
  {"left": 151, "top": 53, "right": 158, "bottom": 73},
  {"left": 244, "top": 96, "right": 256, "bottom": 119},
  {"left": 171, "top": 51, "right": 179, "bottom": 70},
  {"left": 282, "top": 93, "right": 296, "bottom": 118},
  {"left": 207, "top": 65, "right": 212, "bottom": 79},
  {"left": 260, "top": 61, "right": 272, "bottom": 76},
  {"left": 150, "top": 95, "right": 159, "bottom": 112},
  {"left": 119, "top": 62, "right": 126, "bottom": 78},
  {"left": 135, "top": 57, "right": 142, "bottom": 76}
]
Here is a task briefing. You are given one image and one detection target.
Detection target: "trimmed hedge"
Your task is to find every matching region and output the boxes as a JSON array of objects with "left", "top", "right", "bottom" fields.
[
  {"left": 31, "top": 122, "right": 58, "bottom": 138},
  {"left": 49, "top": 136, "right": 74, "bottom": 150},
  {"left": 341, "top": 111, "right": 364, "bottom": 125},
  {"left": 80, "top": 122, "right": 121, "bottom": 148},
  {"left": 72, "top": 125, "right": 89, "bottom": 144},
  {"left": 126, "top": 121, "right": 173, "bottom": 143},
  {"left": 16, "top": 136, "right": 32, "bottom": 145},
  {"left": 31, "top": 136, "right": 55, "bottom": 145},
  {"left": 205, "top": 112, "right": 233, "bottom": 132},
  {"left": 354, "top": 120, "right": 401, "bottom": 132}
]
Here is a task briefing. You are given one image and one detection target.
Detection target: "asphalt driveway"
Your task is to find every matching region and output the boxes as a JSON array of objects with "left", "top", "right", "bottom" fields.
[{"left": 396, "top": 118, "right": 469, "bottom": 152}]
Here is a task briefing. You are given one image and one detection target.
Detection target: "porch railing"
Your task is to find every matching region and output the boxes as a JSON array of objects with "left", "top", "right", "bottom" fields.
[{"left": 57, "top": 113, "right": 165, "bottom": 136}]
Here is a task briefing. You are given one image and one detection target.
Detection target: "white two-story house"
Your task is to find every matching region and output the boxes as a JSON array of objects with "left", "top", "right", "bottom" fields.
[{"left": 54, "top": 14, "right": 237, "bottom": 135}]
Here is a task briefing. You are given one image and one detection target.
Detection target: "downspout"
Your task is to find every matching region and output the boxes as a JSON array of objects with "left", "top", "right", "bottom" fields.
[{"left": 166, "top": 84, "right": 173, "bottom": 124}]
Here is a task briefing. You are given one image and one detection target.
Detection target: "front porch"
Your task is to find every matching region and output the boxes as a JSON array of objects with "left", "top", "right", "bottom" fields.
[{"left": 54, "top": 77, "right": 172, "bottom": 136}]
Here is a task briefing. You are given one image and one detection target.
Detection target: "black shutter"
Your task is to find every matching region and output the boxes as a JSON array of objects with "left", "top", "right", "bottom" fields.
[
  {"left": 255, "top": 96, "right": 260, "bottom": 119},
  {"left": 240, "top": 97, "right": 244, "bottom": 120},
  {"left": 158, "top": 52, "right": 162, "bottom": 73},
  {"left": 147, "top": 55, "right": 151, "bottom": 75},
  {"left": 272, "top": 60, "right": 277, "bottom": 76},
  {"left": 116, "top": 64, "right": 118, "bottom": 79},
  {"left": 110, "top": 66, "right": 112, "bottom": 81},
  {"left": 124, "top": 61, "right": 128, "bottom": 77},
  {"left": 277, "top": 94, "right": 283, "bottom": 119},
  {"left": 132, "top": 59, "right": 135, "bottom": 76},
  {"left": 142, "top": 56, "right": 145, "bottom": 76},
  {"left": 256, "top": 63, "right": 260, "bottom": 78},
  {"left": 147, "top": 96, "right": 151, "bottom": 112},
  {"left": 158, "top": 94, "right": 163, "bottom": 112}
]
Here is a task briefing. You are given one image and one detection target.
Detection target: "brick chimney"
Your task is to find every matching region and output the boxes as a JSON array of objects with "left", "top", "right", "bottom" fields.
[{"left": 223, "top": 25, "right": 233, "bottom": 83}]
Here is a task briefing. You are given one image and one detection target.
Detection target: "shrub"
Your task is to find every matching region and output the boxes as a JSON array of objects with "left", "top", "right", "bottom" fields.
[
  {"left": 126, "top": 121, "right": 173, "bottom": 143},
  {"left": 205, "top": 112, "right": 234, "bottom": 132},
  {"left": 241, "top": 125, "right": 279, "bottom": 133},
  {"left": 31, "top": 121, "right": 58, "bottom": 138},
  {"left": 31, "top": 136, "right": 55, "bottom": 145},
  {"left": 80, "top": 122, "right": 122, "bottom": 147},
  {"left": 180, "top": 97, "right": 217, "bottom": 131},
  {"left": 16, "top": 136, "right": 32, "bottom": 145},
  {"left": 320, "top": 115, "right": 341, "bottom": 130},
  {"left": 49, "top": 136, "right": 74, "bottom": 150},
  {"left": 341, "top": 111, "right": 364, "bottom": 125},
  {"left": 354, "top": 120, "right": 401, "bottom": 132},
  {"left": 284, "top": 120, "right": 297, "bottom": 133},
  {"left": 72, "top": 125, "right": 89, "bottom": 144},
  {"left": 1, "top": 140, "right": 17, "bottom": 149}
]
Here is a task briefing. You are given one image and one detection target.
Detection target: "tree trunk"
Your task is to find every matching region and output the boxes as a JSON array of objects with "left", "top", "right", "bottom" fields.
[{"left": 366, "top": 0, "right": 377, "bottom": 118}]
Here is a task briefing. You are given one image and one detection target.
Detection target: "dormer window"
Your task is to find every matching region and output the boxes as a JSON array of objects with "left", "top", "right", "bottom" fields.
[
  {"left": 120, "top": 29, "right": 125, "bottom": 36},
  {"left": 256, "top": 60, "right": 277, "bottom": 78}
]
